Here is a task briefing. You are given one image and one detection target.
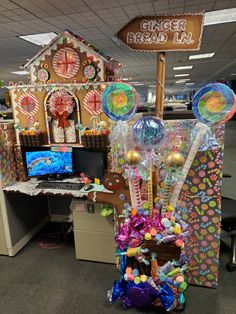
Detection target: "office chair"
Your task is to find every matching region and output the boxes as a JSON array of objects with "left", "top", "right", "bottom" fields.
[{"left": 221, "top": 174, "right": 236, "bottom": 272}]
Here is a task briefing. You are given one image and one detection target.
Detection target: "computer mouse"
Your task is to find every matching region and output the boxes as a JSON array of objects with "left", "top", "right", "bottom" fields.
[{"left": 84, "top": 184, "right": 94, "bottom": 191}]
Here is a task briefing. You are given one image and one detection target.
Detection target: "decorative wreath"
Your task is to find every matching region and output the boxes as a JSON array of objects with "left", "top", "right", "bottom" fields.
[{"left": 47, "top": 89, "right": 75, "bottom": 129}]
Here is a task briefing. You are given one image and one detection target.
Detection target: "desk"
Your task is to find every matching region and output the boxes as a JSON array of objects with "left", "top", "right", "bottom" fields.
[{"left": 1, "top": 179, "right": 106, "bottom": 256}]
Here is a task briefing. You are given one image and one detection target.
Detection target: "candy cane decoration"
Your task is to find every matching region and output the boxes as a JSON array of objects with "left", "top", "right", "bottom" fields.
[
  {"left": 203, "top": 177, "right": 212, "bottom": 187},
  {"left": 170, "top": 123, "right": 209, "bottom": 208}
]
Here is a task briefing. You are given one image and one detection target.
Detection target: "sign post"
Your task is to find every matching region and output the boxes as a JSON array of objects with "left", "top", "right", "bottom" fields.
[
  {"left": 156, "top": 52, "right": 165, "bottom": 118},
  {"left": 116, "top": 13, "right": 204, "bottom": 116}
]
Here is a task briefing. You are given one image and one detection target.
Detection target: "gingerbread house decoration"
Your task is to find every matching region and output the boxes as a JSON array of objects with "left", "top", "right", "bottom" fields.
[{"left": 9, "top": 30, "right": 121, "bottom": 145}]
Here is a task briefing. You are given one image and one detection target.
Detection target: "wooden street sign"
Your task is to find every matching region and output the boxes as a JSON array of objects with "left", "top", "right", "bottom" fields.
[
  {"left": 116, "top": 13, "right": 204, "bottom": 52},
  {"left": 116, "top": 13, "right": 204, "bottom": 118}
]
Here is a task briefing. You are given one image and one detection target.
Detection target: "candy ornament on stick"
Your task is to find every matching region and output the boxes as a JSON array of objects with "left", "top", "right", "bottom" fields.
[
  {"left": 125, "top": 150, "right": 142, "bottom": 209},
  {"left": 170, "top": 83, "right": 236, "bottom": 208},
  {"left": 162, "top": 152, "right": 185, "bottom": 213},
  {"left": 102, "top": 83, "right": 138, "bottom": 206},
  {"left": 132, "top": 116, "right": 164, "bottom": 215}
]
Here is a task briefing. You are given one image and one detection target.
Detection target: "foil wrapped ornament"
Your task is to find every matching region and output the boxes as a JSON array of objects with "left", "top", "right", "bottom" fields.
[
  {"left": 165, "top": 152, "right": 185, "bottom": 168},
  {"left": 125, "top": 150, "right": 141, "bottom": 166}
]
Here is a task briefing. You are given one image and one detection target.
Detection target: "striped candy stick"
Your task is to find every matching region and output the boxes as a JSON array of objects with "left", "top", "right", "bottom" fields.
[
  {"left": 170, "top": 122, "right": 209, "bottom": 208},
  {"left": 133, "top": 172, "right": 142, "bottom": 208},
  {"left": 161, "top": 179, "right": 172, "bottom": 213},
  {"left": 148, "top": 160, "right": 153, "bottom": 215}
]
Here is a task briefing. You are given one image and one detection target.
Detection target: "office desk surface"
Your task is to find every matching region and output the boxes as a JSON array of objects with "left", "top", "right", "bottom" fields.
[{"left": 3, "top": 179, "right": 105, "bottom": 198}]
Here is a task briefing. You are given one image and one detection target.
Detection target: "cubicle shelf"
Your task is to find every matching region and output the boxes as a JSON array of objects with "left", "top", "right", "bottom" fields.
[{"left": 15, "top": 143, "right": 110, "bottom": 151}]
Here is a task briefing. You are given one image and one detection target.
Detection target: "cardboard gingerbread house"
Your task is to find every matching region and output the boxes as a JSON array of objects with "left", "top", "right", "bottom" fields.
[{"left": 9, "top": 30, "right": 121, "bottom": 145}]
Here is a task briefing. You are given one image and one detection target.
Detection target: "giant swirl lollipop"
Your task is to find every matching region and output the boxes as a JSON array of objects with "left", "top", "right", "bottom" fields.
[
  {"left": 102, "top": 83, "right": 137, "bottom": 121},
  {"left": 133, "top": 117, "right": 164, "bottom": 215},
  {"left": 170, "top": 83, "right": 236, "bottom": 208},
  {"left": 102, "top": 83, "right": 138, "bottom": 207},
  {"left": 192, "top": 83, "right": 235, "bottom": 125}
]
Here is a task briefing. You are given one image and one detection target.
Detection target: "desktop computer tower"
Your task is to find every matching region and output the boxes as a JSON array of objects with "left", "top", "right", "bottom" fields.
[{"left": 71, "top": 199, "right": 116, "bottom": 264}]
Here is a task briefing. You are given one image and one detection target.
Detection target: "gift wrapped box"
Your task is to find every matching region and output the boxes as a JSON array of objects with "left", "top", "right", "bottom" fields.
[
  {"left": 0, "top": 122, "right": 17, "bottom": 188},
  {"left": 0, "top": 122, "right": 16, "bottom": 146}
]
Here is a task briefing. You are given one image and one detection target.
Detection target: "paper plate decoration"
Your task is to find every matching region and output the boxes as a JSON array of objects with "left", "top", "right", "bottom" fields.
[
  {"left": 52, "top": 47, "right": 80, "bottom": 79},
  {"left": 83, "top": 64, "right": 97, "bottom": 80},
  {"left": 132, "top": 116, "right": 164, "bottom": 149},
  {"left": 37, "top": 68, "right": 49, "bottom": 82},
  {"left": 18, "top": 93, "right": 39, "bottom": 117},
  {"left": 193, "top": 83, "right": 235, "bottom": 125},
  {"left": 133, "top": 117, "right": 164, "bottom": 213},
  {"left": 102, "top": 83, "right": 137, "bottom": 121},
  {"left": 83, "top": 90, "right": 103, "bottom": 116}
]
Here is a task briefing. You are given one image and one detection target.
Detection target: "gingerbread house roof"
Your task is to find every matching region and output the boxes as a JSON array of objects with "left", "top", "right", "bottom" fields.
[{"left": 24, "top": 30, "right": 119, "bottom": 69}]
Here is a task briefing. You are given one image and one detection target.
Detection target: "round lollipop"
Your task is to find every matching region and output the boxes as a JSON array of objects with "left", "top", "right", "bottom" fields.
[
  {"left": 133, "top": 117, "right": 164, "bottom": 214},
  {"left": 170, "top": 83, "right": 236, "bottom": 208},
  {"left": 102, "top": 83, "right": 137, "bottom": 121},
  {"left": 193, "top": 83, "right": 235, "bottom": 125},
  {"left": 133, "top": 116, "right": 165, "bottom": 150}
]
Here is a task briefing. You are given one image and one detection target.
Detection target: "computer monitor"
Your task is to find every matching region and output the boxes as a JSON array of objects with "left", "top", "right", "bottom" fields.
[
  {"left": 73, "top": 148, "right": 107, "bottom": 179},
  {"left": 22, "top": 147, "right": 73, "bottom": 178}
]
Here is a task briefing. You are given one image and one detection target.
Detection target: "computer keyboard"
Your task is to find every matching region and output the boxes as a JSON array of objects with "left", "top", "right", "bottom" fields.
[{"left": 36, "top": 181, "right": 84, "bottom": 191}]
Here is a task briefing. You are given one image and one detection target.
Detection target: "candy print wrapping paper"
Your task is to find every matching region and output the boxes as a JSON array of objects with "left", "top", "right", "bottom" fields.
[
  {"left": 159, "top": 120, "right": 224, "bottom": 288},
  {"left": 110, "top": 119, "right": 223, "bottom": 288},
  {"left": 0, "top": 122, "right": 17, "bottom": 188}
]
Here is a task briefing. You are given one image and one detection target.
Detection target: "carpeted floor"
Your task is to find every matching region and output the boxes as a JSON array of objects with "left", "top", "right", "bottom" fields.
[
  {"left": 0, "top": 121, "right": 236, "bottom": 314},
  {"left": 0, "top": 235, "right": 235, "bottom": 314}
]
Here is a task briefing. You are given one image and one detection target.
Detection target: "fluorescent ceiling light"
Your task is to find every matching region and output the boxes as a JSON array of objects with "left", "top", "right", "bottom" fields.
[
  {"left": 173, "top": 66, "right": 193, "bottom": 70},
  {"left": 176, "top": 79, "right": 190, "bottom": 82},
  {"left": 174, "top": 74, "right": 190, "bottom": 77},
  {"left": 175, "top": 79, "right": 190, "bottom": 84},
  {"left": 230, "top": 73, "right": 236, "bottom": 76},
  {"left": 133, "top": 83, "right": 144, "bottom": 86},
  {"left": 204, "top": 8, "right": 236, "bottom": 26},
  {"left": 189, "top": 53, "right": 215, "bottom": 60},
  {"left": 18, "top": 32, "right": 57, "bottom": 46},
  {"left": 122, "top": 77, "right": 132, "bottom": 81},
  {"left": 11, "top": 70, "right": 29, "bottom": 75},
  {"left": 185, "top": 82, "right": 195, "bottom": 85}
]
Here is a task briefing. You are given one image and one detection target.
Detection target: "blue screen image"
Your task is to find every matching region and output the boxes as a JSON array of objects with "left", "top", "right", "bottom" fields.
[{"left": 25, "top": 151, "right": 73, "bottom": 177}]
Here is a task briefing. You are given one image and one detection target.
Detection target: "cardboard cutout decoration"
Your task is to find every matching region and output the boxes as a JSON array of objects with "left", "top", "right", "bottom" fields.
[
  {"left": 9, "top": 30, "right": 121, "bottom": 144},
  {"left": 87, "top": 172, "right": 131, "bottom": 224}
]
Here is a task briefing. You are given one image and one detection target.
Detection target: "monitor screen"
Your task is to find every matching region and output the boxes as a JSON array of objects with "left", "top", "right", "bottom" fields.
[
  {"left": 25, "top": 150, "right": 73, "bottom": 177},
  {"left": 74, "top": 149, "right": 107, "bottom": 179}
]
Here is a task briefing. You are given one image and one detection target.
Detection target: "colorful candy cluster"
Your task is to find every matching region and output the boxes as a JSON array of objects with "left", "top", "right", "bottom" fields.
[
  {"left": 103, "top": 82, "right": 236, "bottom": 310},
  {"left": 110, "top": 200, "right": 189, "bottom": 311}
]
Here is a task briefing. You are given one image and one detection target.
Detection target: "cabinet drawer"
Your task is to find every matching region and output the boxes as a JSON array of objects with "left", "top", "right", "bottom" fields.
[
  {"left": 73, "top": 211, "right": 114, "bottom": 233},
  {"left": 74, "top": 230, "right": 115, "bottom": 264}
]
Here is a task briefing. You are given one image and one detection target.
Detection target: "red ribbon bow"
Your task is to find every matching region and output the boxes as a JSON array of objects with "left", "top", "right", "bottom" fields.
[{"left": 53, "top": 111, "right": 70, "bottom": 129}]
